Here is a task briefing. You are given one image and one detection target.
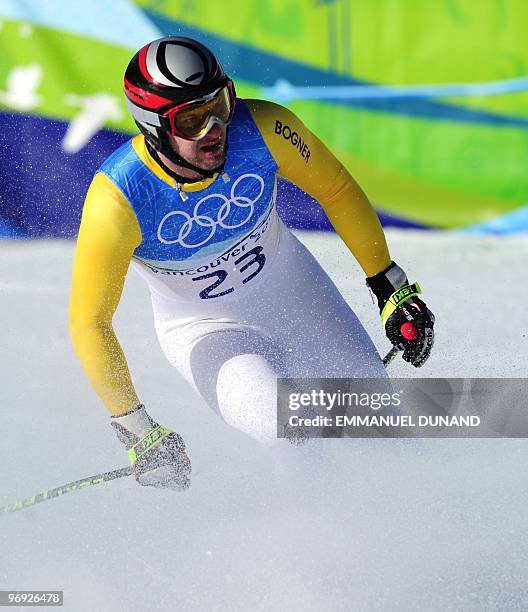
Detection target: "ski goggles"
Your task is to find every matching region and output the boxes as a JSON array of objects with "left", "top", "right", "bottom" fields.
[{"left": 162, "top": 81, "right": 235, "bottom": 141}]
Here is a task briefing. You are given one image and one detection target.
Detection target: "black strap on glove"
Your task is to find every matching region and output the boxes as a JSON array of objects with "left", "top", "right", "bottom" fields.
[{"left": 366, "top": 261, "right": 435, "bottom": 367}]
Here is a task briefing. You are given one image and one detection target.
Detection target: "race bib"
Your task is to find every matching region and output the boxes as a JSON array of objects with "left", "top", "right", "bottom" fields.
[{"left": 133, "top": 206, "right": 279, "bottom": 302}]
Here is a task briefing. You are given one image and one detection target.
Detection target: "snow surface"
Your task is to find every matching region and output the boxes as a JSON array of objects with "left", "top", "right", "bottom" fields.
[{"left": 1, "top": 230, "right": 528, "bottom": 612}]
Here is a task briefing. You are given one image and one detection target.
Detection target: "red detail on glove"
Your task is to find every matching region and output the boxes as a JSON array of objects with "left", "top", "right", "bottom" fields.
[{"left": 401, "top": 322, "right": 418, "bottom": 341}]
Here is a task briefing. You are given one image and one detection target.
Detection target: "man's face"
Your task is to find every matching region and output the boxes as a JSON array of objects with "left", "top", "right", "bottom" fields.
[{"left": 167, "top": 123, "right": 227, "bottom": 172}]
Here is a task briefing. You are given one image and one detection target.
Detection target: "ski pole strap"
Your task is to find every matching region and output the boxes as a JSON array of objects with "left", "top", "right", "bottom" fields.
[
  {"left": 128, "top": 425, "right": 173, "bottom": 464},
  {"left": 381, "top": 282, "right": 422, "bottom": 327}
]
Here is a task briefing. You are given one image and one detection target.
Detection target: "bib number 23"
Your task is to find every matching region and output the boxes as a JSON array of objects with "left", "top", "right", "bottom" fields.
[{"left": 192, "top": 246, "right": 266, "bottom": 299}]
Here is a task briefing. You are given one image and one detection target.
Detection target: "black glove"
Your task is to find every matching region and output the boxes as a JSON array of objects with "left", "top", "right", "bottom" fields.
[
  {"left": 111, "top": 405, "right": 191, "bottom": 490},
  {"left": 366, "top": 261, "right": 435, "bottom": 367}
]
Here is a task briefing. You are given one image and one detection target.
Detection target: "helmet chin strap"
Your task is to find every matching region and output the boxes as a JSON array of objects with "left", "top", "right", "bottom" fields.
[{"left": 152, "top": 132, "right": 227, "bottom": 179}]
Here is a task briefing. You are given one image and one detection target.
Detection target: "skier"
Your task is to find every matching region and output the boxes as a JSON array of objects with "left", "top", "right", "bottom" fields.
[{"left": 70, "top": 37, "right": 435, "bottom": 490}]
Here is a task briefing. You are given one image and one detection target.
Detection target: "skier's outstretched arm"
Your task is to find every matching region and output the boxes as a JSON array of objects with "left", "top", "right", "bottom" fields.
[
  {"left": 248, "top": 99, "right": 434, "bottom": 367},
  {"left": 70, "top": 172, "right": 142, "bottom": 415}
]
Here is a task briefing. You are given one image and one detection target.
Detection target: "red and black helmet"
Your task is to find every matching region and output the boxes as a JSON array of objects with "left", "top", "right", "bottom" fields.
[{"left": 124, "top": 36, "right": 233, "bottom": 150}]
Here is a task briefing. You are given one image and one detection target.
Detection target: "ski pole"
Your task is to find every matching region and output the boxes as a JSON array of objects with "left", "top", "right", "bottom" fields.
[
  {"left": 1, "top": 466, "right": 133, "bottom": 514},
  {"left": 382, "top": 345, "right": 401, "bottom": 366},
  {"left": 382, "top": 322, "right": 418, "bottom": 367}
]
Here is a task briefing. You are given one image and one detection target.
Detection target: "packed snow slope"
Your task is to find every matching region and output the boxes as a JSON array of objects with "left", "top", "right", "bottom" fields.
[{"left": 1, "top": 230, "right": 527, "bottom": 612}]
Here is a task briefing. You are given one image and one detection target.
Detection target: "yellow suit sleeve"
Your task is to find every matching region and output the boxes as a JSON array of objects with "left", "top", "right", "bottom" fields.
[
  {"left": 70, "top": 172, "right": 142, "bottom": 415},
  {"left": 245, "top": 99, "right": 391, "bottom": 277}
]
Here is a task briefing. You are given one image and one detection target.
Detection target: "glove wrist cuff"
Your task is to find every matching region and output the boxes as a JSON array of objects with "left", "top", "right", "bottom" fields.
[
  {"left": 111, "top": 404, "right": 156, "bottom": 438},
  {"left": 366, "top": 261, "right": 408, "bottom": 310}
]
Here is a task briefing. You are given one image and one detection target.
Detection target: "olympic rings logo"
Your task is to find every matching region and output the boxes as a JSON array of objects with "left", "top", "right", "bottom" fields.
[{"left": 157, "top": 173, "right": 265, "bottom": 248}]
